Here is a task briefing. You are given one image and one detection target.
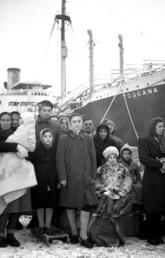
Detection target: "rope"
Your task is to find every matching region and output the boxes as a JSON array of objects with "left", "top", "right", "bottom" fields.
[
  {"left": 123, "top": 93, "right": 139, "bottom": 139},
  {"left": 100, "top": 93, "right": 117, "bottom": 123}
]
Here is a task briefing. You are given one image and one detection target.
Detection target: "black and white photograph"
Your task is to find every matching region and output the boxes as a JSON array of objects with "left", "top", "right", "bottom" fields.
[{"left": 0, "top": 0, "right": 165, "bottom": 257}]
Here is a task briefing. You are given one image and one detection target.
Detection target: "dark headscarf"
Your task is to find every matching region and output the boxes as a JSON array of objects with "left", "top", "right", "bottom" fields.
[
  {"left": 93, "top": 123, "right": 117, "bottom": 167},
  {"left": 148, "top": 116, "right": 165, "bottom": 153}
]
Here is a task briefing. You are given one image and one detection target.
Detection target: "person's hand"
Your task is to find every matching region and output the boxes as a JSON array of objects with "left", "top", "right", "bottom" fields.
[
  {"left": 17, "top": 144, "right": 28, "bottom": 159},
  {"left": 60, "top": 179, "right": 67, "bottom": 188}
]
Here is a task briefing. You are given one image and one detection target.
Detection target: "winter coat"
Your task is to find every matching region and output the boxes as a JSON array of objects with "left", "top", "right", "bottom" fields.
[
  {"left": 119, "top": 159, "right": 142, "bottom": 204},
  {"left": 119, "top": 159, "right": 142, "bottom": 184},
  {"left": 30, "top": 142, "right": 58, "bottom": 209},
  {"left": 138, "top": 136, "right": 165, "bottom": 213},
  {"left": 96, "top": 161, "right": 132, "bottom": 199},
  {"left": 93, "top": 124, "right": 117, "bottom": 167},
  {"left": 56, "top": 130, "right": 98, "bottom": 208}
]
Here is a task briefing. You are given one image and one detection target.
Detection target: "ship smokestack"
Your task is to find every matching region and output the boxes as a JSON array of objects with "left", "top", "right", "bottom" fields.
[{"left": 7, "top": 68, "right": 20, "bottom": 90}]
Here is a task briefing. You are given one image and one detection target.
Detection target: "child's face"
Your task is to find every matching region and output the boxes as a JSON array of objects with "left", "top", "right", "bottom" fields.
[
  {"left": 122, "top": 150, "right": 131, "bottom": 161},
  {"left": 39, "top": 106, "right": 52, "bottom": 120},
  {"left": 42, "top": 132, "right": 53, "bottom": 146},
  {"left": 107, "top": 153, "right": 117, "bottom": 165},
  {"left": 99, "top": 128, "right": 108, "bottom": 140},
  {"left": 60, "top": 118, "right": 69, "bottom": 131},
  {"left": 70, "top": 116, "right": 83, "bottom": 133}
]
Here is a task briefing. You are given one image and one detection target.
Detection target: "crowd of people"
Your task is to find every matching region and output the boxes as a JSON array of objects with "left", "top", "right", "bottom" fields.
[{"left": 0, "top": 100, "right": 164, "bottom": 249}]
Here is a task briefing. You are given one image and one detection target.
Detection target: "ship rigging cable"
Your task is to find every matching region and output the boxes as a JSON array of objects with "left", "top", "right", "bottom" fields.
[
  {"left": 123, "top": 93, "right": 139, "bottom": 139},
  {"left": 100, "top": 93, "right": 117, "bottom": 123}
]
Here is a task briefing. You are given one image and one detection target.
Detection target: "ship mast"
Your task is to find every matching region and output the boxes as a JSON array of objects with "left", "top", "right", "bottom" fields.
[
  {"left": 55, "top": 0, "right": 71, "bottom": 99},
  {"left": 118, "top": 34, "right": 124, "bottom": 80},
  {"left": 87, "top": 29, "right": 94, "bottom": 96}
]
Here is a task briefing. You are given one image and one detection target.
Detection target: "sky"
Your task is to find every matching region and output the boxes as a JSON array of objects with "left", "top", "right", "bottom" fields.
[{"left": 0, "top": 0, "right": 165, "bottom": 96}]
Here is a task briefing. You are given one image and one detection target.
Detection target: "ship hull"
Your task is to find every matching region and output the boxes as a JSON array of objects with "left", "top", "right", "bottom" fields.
[{"left": 77, "top": 83, "right": 165, "bottom": 146}]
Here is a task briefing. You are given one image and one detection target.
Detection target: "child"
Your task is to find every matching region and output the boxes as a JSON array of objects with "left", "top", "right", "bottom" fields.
[
  {"left": 119, "top": 144, "right": 142, "bottom": 205},
  {"left": 30, "top": 128, "right": 58, "bottom": 235},
  {"left": 95, "top": 146, "right": 132, "bottom": 217},
  {"left": 56, "top": 113, "right": 98, "bottom": 248}
]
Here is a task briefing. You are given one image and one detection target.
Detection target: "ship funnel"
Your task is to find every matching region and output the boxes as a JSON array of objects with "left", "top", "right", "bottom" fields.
[{"left": 7, "top": 68, "right": 20, "bottom": 90}]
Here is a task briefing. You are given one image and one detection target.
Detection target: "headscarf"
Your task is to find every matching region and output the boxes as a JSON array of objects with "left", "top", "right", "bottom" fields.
[{"left": 93, "top": 123, "right": 116, "bottom": 167}]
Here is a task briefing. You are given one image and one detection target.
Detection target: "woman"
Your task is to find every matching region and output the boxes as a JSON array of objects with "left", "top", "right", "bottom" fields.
[
  {"left": 138, "top": 116, "right": 165, "bottom": 245},
  {"left": 58, "top": 115, "right": 70, "bottom": 135},
  {"left": 56, "top": 113, "right": 98, "bottom": 248},
  {"left": 0, "top": 112, "right": 28, "bottom": 248},
  {"left": 93, "top": 123, "right": 117, "bottom": 167}
]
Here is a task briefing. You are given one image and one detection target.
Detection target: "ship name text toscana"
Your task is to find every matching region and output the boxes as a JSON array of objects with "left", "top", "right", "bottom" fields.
[{"left": 125, "top": 87, "right": 158, "bottom": 99}]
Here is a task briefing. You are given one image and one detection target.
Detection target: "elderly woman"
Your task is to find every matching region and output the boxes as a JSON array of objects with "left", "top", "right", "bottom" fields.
[{"left": 138, "top": 116, "right": 165, "bottom": 245}]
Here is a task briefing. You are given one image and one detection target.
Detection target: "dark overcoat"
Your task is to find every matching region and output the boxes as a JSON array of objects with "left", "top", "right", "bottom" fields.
[
  {"left": 138, "top": 136, "right": 165, "bottom": 213},
  {"left": 30, "top": 143, "right": 58, "bottom": 209},
  {"left": 56, "top": 131, "right": 98, "bottom": 208}
]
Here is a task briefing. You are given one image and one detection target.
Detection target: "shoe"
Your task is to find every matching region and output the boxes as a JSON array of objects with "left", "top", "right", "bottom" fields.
[
  {"left": 44, "top": 227, "right": 54, "bottom": 235},
  {"left": 118, "top": 239, "right": 125, "bottom": 247},
  {"left": 69, "top": 234, "right": 79, "bottom": 244},
  {"left": 0, "top": 237, "right": 7, "bottom": 248},
  {"left": 6, "top": 234, "right": 20, "bottom": 247},
  {"left": 147, "top": 237, "right": 162, "bottom": 246},
  {"left": 79, "top": 237, "right": 93, "bottom": 248},
  {"left": 37, "top": 227, "right": 45, "bottom": 234}
]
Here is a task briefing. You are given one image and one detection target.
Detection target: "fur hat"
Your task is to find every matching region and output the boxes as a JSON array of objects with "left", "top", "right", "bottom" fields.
[
  {"left": 103, "top": 146, "right": 119, "bottom": 159},
  {"left": 120, "top": 143, "right": 132, "bottom": 155},
  {"left": 20, "top": 112, "right": 35, "bottom": 125}
]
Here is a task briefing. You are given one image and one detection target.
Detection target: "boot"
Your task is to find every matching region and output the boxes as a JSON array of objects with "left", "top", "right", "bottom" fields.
[
  {"left": 6, "top": 234, "right": 20, "bottom": 247},
  {"left": 0, "top": 237, "right": 7, "bottom": 248}
]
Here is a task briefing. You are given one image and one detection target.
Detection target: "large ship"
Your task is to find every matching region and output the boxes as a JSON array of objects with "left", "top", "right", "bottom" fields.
[{"left": 54, "top": 1, "right": 165, "bottom": 146}]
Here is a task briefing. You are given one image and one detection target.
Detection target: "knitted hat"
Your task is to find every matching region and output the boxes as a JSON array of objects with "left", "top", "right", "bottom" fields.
[
  {"left": 103, "top": 146, "right": 119, "bottom": 159},
  {"left": 120, "top": 143, "right": 132, "bottom": 155},
  {"left": 21, "top": 112, "right": 35, "bottom": 125}
]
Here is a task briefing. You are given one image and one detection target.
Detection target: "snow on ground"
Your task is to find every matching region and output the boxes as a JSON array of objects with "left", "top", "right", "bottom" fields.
[{"left": 0, "top": 216, "right": 165, "bottom": 258}]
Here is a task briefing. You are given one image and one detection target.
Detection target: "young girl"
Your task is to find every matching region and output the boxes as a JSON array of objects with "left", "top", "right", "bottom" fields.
[
  {"left": 119, "top": 144, "right": 142, "bottom": 205},
  {"left": 56, "top": 113, "right": 98, "bottom": 248},
  {"left": 95, "top": 146, "right": 132, "bottom": 217},
  {"left": 30, "top": 128, "right": 58, "bottom": 235}
]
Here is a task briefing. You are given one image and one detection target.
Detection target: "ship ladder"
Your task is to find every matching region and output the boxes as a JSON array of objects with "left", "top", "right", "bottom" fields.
[{"left": 123, "top": 93, "right": 139, "bottom": 139}]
